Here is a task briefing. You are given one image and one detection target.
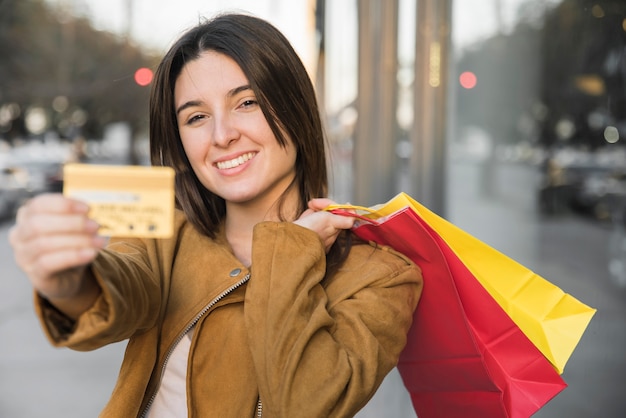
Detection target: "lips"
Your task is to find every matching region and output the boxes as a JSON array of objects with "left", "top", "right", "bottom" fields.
[{"left": 216, "top": 152, "right": 256, "bottom": 170}]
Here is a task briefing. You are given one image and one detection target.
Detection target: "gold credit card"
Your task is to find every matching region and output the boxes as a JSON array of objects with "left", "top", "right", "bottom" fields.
[{"left": 63, "top": 163, "right": 176, "bottom": 238}]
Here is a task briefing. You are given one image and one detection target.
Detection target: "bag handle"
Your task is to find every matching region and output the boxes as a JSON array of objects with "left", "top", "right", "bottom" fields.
[{"left": 325, "top": 204, "right": 383, "bottom": 224}]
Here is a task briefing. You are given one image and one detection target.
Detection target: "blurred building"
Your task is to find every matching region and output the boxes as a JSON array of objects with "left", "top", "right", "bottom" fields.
[{"left": 324, "top": 2, "right": 626, "bottom": 416}]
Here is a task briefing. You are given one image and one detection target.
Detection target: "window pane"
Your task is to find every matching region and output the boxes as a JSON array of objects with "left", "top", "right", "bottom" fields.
[{"left": 449, "top": 1, "right": 626, "bottom": 416}]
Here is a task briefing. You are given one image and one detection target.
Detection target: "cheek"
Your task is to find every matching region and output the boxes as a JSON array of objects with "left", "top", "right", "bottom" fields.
[
  {"left": 180, "top": 134, "right": 206, "bottom": 164},
  {"left": 180, "top": 138, "right": 212, "bottom": 186}
]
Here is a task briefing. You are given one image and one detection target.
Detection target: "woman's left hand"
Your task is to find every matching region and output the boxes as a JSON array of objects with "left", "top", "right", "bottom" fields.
[{"left": 293, "top": 198, "right": 356, "bottom": 253}]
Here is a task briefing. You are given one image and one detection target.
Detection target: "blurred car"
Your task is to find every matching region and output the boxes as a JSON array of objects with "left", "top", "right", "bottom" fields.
[
  {"left": 0, "top": 165, "right": 29, "bottom": 220},
  {"left": 0, "top": 187, "right": 15, "bottom": 220},
  {"left": 14, "top": 159, "right": 64, "bottom": 194},
  {"left": 0, "top": 157, "right": 66, "bottom": 220},
  {"left": 538, "top": 149, "right": 626, "bottom": 221},
  {"left": 571, "top": 170, "right": 626, "bottom": 221}
]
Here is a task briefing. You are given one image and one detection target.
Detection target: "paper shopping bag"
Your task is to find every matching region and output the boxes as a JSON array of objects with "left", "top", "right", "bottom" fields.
[
  {"left": 332, "top": 206, "right": 566, "bottom": 417},
  {"left": 329, "top": 193, "right": 596, "bottom": 374}
]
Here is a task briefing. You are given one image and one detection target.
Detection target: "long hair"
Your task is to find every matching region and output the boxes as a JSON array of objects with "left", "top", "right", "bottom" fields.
[{"left": 149, "top": 13, "right": 350, "bottom": 267}]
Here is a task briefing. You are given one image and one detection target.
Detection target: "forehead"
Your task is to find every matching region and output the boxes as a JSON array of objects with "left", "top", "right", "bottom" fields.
[{"left": 174, "top": 51, "right": 249, "bottom": 98}]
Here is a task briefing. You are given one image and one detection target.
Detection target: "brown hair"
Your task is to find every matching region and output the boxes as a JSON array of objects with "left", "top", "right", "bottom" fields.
[
  {"left": 149, "top": 13, "right": 350, "bottom": 266},
  {"left": 150, "top": 13, "right": 327, "bottom": 237}
]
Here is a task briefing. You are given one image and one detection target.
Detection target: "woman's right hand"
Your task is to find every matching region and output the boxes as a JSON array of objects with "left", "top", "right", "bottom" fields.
[
  {"left": 8, "top": 193, "right": 107, "bottom": 318},
  {"left": 294, "top": 198, "right": 356, "bottom": 253}
]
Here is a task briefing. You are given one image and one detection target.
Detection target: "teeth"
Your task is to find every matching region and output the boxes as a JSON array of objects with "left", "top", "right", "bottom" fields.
[{"left": 216, "top": 152, "right": 255, "bottom": 169}]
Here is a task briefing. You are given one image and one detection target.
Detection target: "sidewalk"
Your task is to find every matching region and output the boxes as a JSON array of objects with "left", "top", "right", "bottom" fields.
[{"left": 0, "top": 224, "right": 125, "bottom": 418}]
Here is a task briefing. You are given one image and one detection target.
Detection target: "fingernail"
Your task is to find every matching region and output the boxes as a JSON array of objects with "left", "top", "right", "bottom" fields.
[
  {"left": 85, "top": 219, "right": 100, "bottom": 232},
  {"left": 93, "top": 236, "right": 109, "bottom": 248},
  {"left": 73, "top": 201, "right": 90, "bottom": 213}
]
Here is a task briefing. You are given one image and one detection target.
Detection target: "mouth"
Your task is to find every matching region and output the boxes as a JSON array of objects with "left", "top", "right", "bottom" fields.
[{"left": 215, "top": 152, "right": 256, "bottom": 170}]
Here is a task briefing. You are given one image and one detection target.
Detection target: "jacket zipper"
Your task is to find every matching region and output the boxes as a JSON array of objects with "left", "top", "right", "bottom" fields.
[
  {"left": 140, "top": 273, "right": 251, "bottom": 418},
  {"left": 257, "top": 397, "right": 263, "bottom": 417}
]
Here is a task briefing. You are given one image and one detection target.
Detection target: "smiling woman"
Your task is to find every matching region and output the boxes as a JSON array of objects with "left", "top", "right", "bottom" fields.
[
  {"left": 174, "top": 50, "right": 298, "bottom": 230},
  {"left": 8, "top": 12, "right": 423, "bottom": 418}
]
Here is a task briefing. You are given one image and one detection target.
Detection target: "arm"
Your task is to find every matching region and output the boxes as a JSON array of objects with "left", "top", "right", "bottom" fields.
[
  {"left": 245, "top": 222, "right": 422, "bottom": 417},
  {"left": 9, "top": 194, "right": 167, "bottom": 350}
]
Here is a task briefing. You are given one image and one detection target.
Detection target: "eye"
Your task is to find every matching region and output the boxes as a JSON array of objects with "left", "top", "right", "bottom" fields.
[
  {"left": 185, "top": 114, "right": 206, "bottom": 125},
  {"left": 239, "top": 99, "right": 258, "bottom": 109}
]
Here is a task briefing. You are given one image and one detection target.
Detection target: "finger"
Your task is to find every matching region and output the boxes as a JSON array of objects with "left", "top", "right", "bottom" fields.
[
  {"left": 24, "top": 193, "right": 89, "bottom": 213},
  {"left": 32, "top": 247, "right": 99, "bottom": 278},
  {"left": 329, "top": 212, "right": 357, "bottom": 230},
  {"left": 34, "top": 214, "right": 99, "bottom": 236},
  {"left": 26, "top": 232, "right": 107, "bottom": 257},
  {"left": 9, "top": 213, "right": 97, "bottom": 257},
  {"left": 17, "top": 241, "right": 99, "bottom": 289},
  {"left": 15, "top": 194, "right": 92, "bottom": 236},
  {"left": 307, "top": 198, "right": 337, "bottom": 211},
  {"left": 13, "top": 233, "right": 102, "bottom": 272},
  {"left": 15, "top": 213, "right": 98, "bottom": 242},
  {"left": 298, "top": 210, "right": 356, "bottom": 231}
]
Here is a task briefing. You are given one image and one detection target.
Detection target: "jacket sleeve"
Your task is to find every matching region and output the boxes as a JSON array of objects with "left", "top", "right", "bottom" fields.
[
  {"left": 245, "top": 222, "right": 423, "bottom": 417},
  {"left": 34, "top": 238, "right": 165, "bottom": 351}
]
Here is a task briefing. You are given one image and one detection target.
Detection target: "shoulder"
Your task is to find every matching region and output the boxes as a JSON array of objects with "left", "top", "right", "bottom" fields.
[
  {"left": 346, "top": 239, "right": 417, "bottom": 274},
  {"left": 171, "top": 208, "right": 210, "bottom": 244},
  {"left": 322, "top": 239, "right": 423, "bottom": 316},
  {"left": 328, "top": 239, "right": 422, "bottom": 291},
  {"left": 173, "top": 208, "right": 190, "bottom": 233}
]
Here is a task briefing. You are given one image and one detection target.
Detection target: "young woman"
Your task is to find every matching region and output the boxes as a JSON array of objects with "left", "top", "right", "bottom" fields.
[{"left": 9, "top": 13, "right": 422, "bottom": 417}]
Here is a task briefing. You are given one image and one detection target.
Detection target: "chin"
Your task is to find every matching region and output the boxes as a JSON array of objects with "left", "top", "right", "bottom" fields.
[{"left": 220, "top": 191, "right": 259, "bottom": 204}]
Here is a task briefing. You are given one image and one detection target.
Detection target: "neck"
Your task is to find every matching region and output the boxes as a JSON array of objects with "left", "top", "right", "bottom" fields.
[{"left": 224, "top": 188, "right": 300, "bottom": 266}]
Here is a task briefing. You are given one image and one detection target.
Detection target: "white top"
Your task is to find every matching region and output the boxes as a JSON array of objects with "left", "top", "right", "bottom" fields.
[{"left": 145, "top": 328, "right": 194, "bottom": 417}]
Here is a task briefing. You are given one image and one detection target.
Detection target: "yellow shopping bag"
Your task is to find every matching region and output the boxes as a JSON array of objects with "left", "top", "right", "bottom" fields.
[{"left": 328, "top": 192, "right": 596, "bottom": 373}]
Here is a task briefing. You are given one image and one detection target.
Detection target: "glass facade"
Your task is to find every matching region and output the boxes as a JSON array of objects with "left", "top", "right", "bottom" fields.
[
  {"left": 447, "top": 1, "right": 626, "bottom": 416},
  {"left": 326, "top": 1, "right": 626, "bottom": 417}
]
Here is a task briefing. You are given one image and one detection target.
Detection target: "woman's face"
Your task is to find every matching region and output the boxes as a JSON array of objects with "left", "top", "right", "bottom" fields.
[{"left": 174, "top": 51, "right": 297, "bottom": 212}]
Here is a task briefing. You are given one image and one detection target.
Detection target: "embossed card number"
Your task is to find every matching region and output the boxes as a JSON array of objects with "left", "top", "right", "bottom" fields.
[{"left": 63, "top": 164, "right": 175, "bottom": 238}]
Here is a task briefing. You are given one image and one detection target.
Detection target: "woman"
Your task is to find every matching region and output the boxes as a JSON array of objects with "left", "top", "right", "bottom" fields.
[{"left": 9, "top": 13, "right": 422, "bottom": 417}]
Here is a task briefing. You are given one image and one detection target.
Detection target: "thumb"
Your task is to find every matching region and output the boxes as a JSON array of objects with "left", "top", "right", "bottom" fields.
[{"left": 308, "top": 198, "right": 336, "bottom": 211}]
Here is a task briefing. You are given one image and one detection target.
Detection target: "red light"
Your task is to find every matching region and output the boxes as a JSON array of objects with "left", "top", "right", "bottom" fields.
[
  {"left": 459, "top": 71, "right": 477, "bottom": 89},
  {"left": 134, "top": 67, "right": 154, "bottom": 86}
]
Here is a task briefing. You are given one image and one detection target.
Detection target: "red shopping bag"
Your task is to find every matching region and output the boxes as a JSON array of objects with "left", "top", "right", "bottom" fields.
[{"left": 333, "top": 206, "right": 567, "bottom": 418}]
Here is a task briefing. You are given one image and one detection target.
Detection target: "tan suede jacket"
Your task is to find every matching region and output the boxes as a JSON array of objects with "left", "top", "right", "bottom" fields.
[{"left": 36, "top": 210, "right": 422, "bottom": 418}]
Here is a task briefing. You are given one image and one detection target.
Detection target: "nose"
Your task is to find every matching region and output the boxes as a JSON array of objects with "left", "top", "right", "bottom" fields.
[{"left": 211, "top": 112, "right": 239, "bottom": 148}]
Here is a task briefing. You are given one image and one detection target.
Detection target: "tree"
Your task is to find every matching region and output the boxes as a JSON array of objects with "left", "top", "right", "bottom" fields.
[{"left": 0, "top": 0, "right": 160, "bottom": 163}]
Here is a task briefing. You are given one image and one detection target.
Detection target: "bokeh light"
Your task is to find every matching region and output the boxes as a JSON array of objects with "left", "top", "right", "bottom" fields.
[
  {"left": 134, "top": 67, "right": 154, "bottom": 86},
  {"left": 459, "top": 71, "right": 477, "bottom": 89},
  {"left": 604, "top": 126, "right": 619, "bottom": 143}
]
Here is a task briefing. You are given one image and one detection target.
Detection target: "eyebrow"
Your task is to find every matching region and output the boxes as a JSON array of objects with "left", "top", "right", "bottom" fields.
[{"left": 175, "top": 84, "right": 253, "bottom": 115}]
